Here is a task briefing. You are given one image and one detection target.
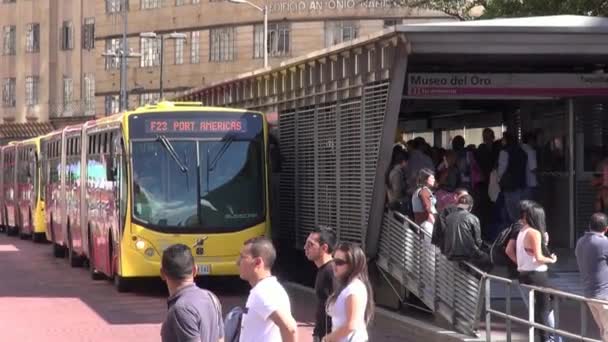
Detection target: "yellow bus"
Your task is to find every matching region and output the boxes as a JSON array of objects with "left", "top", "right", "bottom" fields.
[
  {"left": 79, "top": 102, "right": 270, "bottom": 291},
  {"left": 15, "top": 137, "right": 46, "bottom": 242}
]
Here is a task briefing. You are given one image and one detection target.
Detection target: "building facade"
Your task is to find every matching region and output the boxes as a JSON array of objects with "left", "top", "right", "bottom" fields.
[
  {"left": 0, "top": 0, "right": 96, "bottom": 127},
  {"left": 0, "top": 0, "right": 451, "bottom": 125}
]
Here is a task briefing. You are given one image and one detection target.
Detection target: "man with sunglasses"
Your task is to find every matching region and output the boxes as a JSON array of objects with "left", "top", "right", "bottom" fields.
[{"left": 304, "top": 227, "right": 337, "bottom": 342}]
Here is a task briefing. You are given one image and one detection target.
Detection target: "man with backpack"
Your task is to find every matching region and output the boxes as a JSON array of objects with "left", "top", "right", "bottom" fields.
[
  {"left": 442, "top": 194, "right": 491, "bottom": 271},
  {"left": 160, "top": 244, "right": 224, "bottom": 342}
]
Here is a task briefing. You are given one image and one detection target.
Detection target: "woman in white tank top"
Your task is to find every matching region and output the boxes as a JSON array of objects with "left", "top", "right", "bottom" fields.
[{"left": 516, "top": 204, "right": 561, "bottom": 342}]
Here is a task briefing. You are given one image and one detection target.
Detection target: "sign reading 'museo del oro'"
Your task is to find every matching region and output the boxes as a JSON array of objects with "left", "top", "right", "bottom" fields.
[{"left": 268, "top": 0, "right": 399, "bottom": 13}]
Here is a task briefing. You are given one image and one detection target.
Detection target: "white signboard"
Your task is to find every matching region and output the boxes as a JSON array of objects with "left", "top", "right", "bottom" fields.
[
  {"left": 268, "top": 0, "right": 397, "bottom": 13},
  {"left": 407, "top": 73, "right": 608, "bottom": 99}
]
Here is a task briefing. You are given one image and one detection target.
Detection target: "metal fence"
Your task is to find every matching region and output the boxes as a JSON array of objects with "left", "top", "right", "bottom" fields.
[
  {"left": 466, "top": 263, "right": 608, "bottom": 342},
  {"left": 377, "top": 210, "right": 605, "bottom": 340},
  {"left": 376, "top": 211, "right": 484, "bottom": 336}
]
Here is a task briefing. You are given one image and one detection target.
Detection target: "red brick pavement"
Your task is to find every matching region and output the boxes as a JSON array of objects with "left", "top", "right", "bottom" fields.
[{"left": 0, "top": 234, "right": 416, "bottom": 342}]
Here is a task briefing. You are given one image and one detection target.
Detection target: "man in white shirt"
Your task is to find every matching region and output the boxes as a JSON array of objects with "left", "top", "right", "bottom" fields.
[{"left": 238, "top": 237, "right": 297, "bottom": 342}]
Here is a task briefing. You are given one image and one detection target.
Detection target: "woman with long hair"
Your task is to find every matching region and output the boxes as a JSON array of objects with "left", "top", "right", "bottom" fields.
[
  {"left": 412, "top": 168, "right": 437, "bottom": 235},
  {"left": 322, "top": 243, "right": 374, "bottom": 342},
  {"left": 517, "top": 203, "right": 561, "bottom": 342}
]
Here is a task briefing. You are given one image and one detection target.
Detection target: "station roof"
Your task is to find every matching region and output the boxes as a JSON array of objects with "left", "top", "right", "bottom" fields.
[
  {"left": 397, "top": 15, "right": 608, "bottom": 57},
  {"left": 401, "top": 15, "right": 608, "bottom": 33},
  {"left": 176, "top": 15, "right": 608, "bottom": 99}
]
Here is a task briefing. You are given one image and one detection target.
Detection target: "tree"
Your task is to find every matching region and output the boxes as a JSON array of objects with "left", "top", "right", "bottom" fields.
[
  {"left": 397, "top": 0, "right": 608, "bottom": 20},
  {"left": 481, "top": 0, "right": 608, "bottom": 18}
]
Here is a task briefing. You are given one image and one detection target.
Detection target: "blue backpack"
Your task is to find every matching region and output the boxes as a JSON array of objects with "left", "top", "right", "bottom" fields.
[{"left": 224, "top": 306, "right": 244, "bottom": 342}]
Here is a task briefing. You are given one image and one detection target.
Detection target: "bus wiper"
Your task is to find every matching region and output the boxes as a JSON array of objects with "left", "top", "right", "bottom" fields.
[
  {"left": 209, "top": 134, "right": 235, "bottom": 172},
  {"left": 156, "top": 135, "right": 188, "bottom": 173}
]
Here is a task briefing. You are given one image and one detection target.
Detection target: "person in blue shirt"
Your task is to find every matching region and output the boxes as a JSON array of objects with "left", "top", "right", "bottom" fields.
[{"left": 575, "top": 213, "right": 608, "bottom": 342}]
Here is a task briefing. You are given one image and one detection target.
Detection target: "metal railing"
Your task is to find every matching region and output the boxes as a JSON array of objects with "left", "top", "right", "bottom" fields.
[
  {"left": 376, "top": 209, "right": 605, "bottom": 341},
  {"left": 376, "top": 211, "right": 484, "bottom": 336},
  {"left": 465, "top": 262, "right": 607, "bottom": 342}
]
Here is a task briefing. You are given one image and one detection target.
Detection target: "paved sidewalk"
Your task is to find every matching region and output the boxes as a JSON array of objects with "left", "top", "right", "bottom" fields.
[{"left": 0, "top": 234, "right": 449, "bottom": 342}]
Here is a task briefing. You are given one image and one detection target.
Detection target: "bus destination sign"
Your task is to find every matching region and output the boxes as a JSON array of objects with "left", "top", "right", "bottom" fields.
[{"left": 145, "top": 118, "right": 247, "bottom": 134}]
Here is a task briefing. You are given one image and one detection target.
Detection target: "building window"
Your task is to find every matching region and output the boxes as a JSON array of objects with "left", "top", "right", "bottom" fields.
[
  {"left": 2, "top": 0, "right": 16, "bottom": 3},
  {"left": 106, "top": 0, "right": 128, "bottom": 13},
  {"left": 190, "top": 31, "right": 200, "bottom": 64},
  {"left": 105, "top": 95, "right": 120, "bottom": 115},
  {"left": 254, "top": 22, "right": 290, "bottom": 59},
  {"left": 25, "top": 76, "right": 39, "bottom": 106},
  {"left": 82, "top": 18, "right": 95, "bottom": 50},
  {"left": 3, "top": 25, "right": 16, "bottom": 55},
  {"left": 2, "top": 78, "right": 15, "bottom": 108},
  {"left": 325, "top": 21, "right": 358, "bottom": 47},
  {"left": 63, "top": 77, "right": 73, "bottom": 110},
  {"left": 61, "top": 21, "right": 73, "bottom": 50},
  {"left": 209, "top": 27, "right": 235, "bottom": 62},
  {"left": 139, "top": 92, "right": 160, "bottom": 106},
  {"left": 26, "top": 23, "right": 40, "bottom": 53},
  {"left": 105, "top": 38, "right": 121, "bottom": 69},
  {"left": 175, "top": 38, "right": 184, "bottom": 64},
  {"left": 83, "top": 74, "right": 95, "bottom": 115},
  {"left": 140, "top": 37, "right": 160, "bottom": 67},
  {"left": 141, "top": 0, "right": 161, "bottom": 9}
]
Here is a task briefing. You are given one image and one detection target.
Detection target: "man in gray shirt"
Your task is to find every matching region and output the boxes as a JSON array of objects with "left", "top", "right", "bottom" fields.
[
  {"left": 160, "top": 244, "right": 224, "bottom": 342},
  {"left": 575, "top": 213, "right": 608, "bottom": 341}
]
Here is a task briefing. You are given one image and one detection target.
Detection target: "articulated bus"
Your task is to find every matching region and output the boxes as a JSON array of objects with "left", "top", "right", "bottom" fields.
[
  {"left": 15, "top": 137, "right": 46, "bottom": 242},
  {"left": 39, "top": 102, "right": 270, "bottom": 291},
  {"left": 2, "top": 143, "right": 18, "bottom": 235}
]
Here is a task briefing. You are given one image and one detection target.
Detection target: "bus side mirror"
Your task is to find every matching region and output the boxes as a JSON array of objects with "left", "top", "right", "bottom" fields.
[{"left": 106, "top": 156, "right": 116, "bottom": 182}]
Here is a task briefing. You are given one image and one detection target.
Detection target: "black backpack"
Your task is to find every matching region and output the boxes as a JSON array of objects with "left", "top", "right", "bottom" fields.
[{"left": 490, "top": 224, "right": 515, "bottom": 266}]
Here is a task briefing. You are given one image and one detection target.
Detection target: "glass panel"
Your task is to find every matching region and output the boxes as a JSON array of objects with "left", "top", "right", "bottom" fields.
[
  {"left": 132, "top": 141, "right": 198, "bottom": 227},
  {"left": 199, "top": 140, "right": 264, "bottom": 230}
]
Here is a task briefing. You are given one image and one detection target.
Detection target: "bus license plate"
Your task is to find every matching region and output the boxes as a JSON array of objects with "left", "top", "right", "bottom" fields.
[{"left": 197, "top": 264, "right": 211, "bottom": 275}]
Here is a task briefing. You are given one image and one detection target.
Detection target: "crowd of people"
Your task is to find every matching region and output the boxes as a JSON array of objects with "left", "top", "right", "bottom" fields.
[
  {"left": 159, "top": 228, "right": 373, "bottom": 342},
  {"left": 386, "top": 129, "right": 608, "bottom": 342}
]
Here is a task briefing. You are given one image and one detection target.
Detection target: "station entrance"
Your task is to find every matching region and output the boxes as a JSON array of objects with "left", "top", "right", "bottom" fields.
[{"left": 399, "top": 75, "right": 608, "bottom": 249}]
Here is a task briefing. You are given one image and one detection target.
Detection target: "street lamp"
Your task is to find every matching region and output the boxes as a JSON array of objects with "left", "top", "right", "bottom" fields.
[
  {"left": 102, "top": 48, "right": 141, "bottom": 112},
  {"left": 228, "top": 0, "right": 268, "bottom": 69},
  {"left": 140, "top": 31, "right": 187, "bottom": 100}
]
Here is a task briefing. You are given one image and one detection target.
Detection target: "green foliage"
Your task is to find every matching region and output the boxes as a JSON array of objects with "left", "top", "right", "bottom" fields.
[{"left": 399, "top": 0, "right": 608, "bottom": 20}]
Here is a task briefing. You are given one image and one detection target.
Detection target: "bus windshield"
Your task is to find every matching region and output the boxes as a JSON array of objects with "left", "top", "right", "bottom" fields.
[{"left": 131, "top": 136, "right": 264, "bottom": 233}]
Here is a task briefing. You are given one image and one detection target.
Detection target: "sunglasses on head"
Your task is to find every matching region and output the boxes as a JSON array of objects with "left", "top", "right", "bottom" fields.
[{"left": 333, "top": 258, "right": 348, "bottom": 266}]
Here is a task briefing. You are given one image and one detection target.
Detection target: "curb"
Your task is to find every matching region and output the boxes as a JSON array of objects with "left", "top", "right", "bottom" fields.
[{"left": 284, "top": 281, "right": 482, "bottom": 342}]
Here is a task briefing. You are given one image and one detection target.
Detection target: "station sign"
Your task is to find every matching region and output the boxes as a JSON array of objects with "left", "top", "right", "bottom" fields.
[
  {"left": 407, "top": 73, "right": 608, "bottom": 99},
  {"left": 145, "top": 118, "right": 247, "bottom": 134},
  {"left": 129, "top": 112, "right": 262, "bottom": 139}
]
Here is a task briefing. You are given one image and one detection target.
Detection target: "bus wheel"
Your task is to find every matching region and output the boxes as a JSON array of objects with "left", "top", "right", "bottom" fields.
[
  {"left": 32, "top": 233, "right": 45, "bottom": 243},
  {"left": 67, "top": 226, "right": 84, "bottom": 268},
  {"left": 53, "top": 243, "right": 65, "bottom": 258},
  {"left": 88, "top": 230, "right": 104, "bottom": 281},
  {"left": 113, "top": 274, "right": 130, "bottom": 293},
  {"left": 7, "top": 226, "right": 17, "bottom": 237}
]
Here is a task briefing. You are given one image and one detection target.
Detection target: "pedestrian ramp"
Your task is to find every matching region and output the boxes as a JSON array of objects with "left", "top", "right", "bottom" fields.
[{"left": 376, "top": 211, "right": 485, "bottom": 336}]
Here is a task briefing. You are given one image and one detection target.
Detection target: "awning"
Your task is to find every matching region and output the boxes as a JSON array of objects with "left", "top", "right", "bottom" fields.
[{"left": 0, "top": 122, "right": 56, "bottom": 140}]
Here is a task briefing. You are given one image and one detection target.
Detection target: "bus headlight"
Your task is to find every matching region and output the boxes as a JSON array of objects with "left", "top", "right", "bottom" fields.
[
  {"left": 135, "top": 240, "right": 146, "bottom": 250},
  {"left": 145, "top": 248, "right": 155, "bottom": 257}
]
